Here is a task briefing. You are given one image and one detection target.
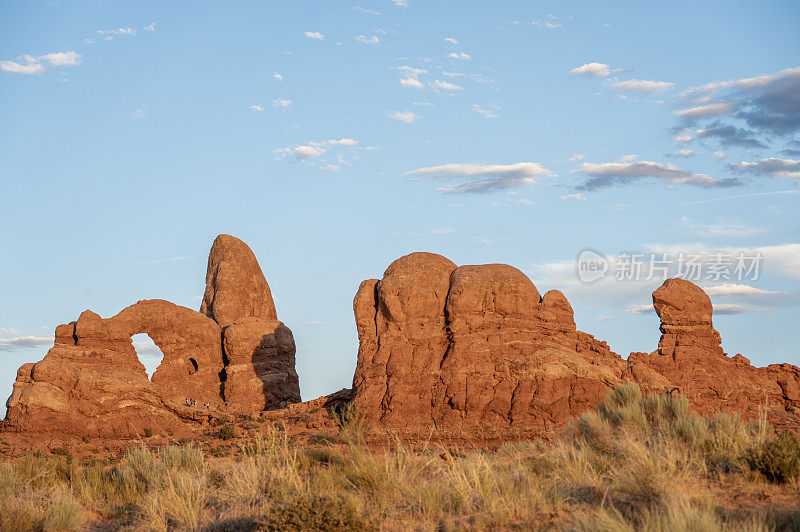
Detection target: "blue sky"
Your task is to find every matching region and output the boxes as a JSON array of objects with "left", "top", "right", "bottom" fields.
[{"left": 1, "top": 1, "right": 799, "bottom": 414}]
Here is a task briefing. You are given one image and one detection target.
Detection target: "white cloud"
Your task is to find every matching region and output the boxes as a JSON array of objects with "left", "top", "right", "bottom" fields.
[
  {"left": 446, "top": 52, "right": 471, "bottom": 60},
  {"left": 444, "top": 37, "right": 458, "bottom": 45},
  {"left": 389, "top": 110, "right": 419, "bottom": 123},
  {"left": 356, "top": 34, "right": 380, "bottom": 45},
  {"left": 273, "top": 72, "right": 283, "bottom": 81},
  {"left": 673, "top": 135, "right": 693, "bottom": 143},
  {"left": 407, "top": 162, "right": 555, "bottom": 194},
  {"left": 0, "top": 327, "right": 20, "bottom": 336},
  {"left": 442, "top": 70, "right": 464, "bottom": 78},
  {"left": 673, "top": 149, "right": 695, "bottom": 157},
  {"left": 144, "top": 22, "right": 156, "bottom": 32},
  {"left": 132, "top": 107, "right": 146, "bottom": 119},
  {"left": 0, "top": 336, "right": 51, "bottom": 351},
  {"left": 674, "top": 103, "right": 732, "bottom": 119},
  {"left": 430, "top": 79, "right": 463, "bottom": 91},
  {"left": 250, "top": 104, "right": 264, "bottom": 112},
  {"left": 398, "top": 65, "right": 427, "bottom": 88},
  {"left": 276, "top": 138, "right": 362, "bottom": 163},
  {"left": 273, "top": 98, "right": 293, "bottom": 108},
  {"left": 327, "top": 138, "right": 358, "bottom": 146},
  {"left": 1, "top": 51, "right": 81, "bottom": 75},
  {"left": 609, "top": 79, "right": 674, "bottom": 93},
  {"left": 713, "top": 151, "right": 726, "bottom": 159},
  {"left": 569, "top": 62, "right": 611, "bottom": 78},
  {"left": 304, "top": 31, "right": 325, "bottom": 40},
  {"left": 400, "top": 77, "right": 424, "bottom": 88},
  {"left": 39, "top": 51, "right": 80, "bottom": 66},
  {"left": 0, "top": 59, "right": 45, "bottom": 75},
  {"left": 293, "top": 145, "right": 326, "bottom": 159},
  {"left": 703, "top": 283, "right": 782, "bottom": 296},
  {"left": 471, "top": 104, "right": 498, "bottom": 119},
  {"left": 391, "top": 0, "right": 408, "bottom": 6}
]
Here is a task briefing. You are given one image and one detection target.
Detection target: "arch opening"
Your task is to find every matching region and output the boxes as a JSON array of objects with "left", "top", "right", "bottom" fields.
[{"left": 131, "top": 333, "right": 165, "bottom": 381}]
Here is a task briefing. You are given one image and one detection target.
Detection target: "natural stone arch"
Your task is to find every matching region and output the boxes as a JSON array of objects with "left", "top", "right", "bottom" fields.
[{"left": 105, "top": 299, "right": 226, "bottom": 406}]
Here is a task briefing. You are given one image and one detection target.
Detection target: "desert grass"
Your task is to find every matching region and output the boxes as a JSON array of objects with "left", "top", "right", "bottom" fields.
[{"left": 0, "top": 384, "right": 798, "bottom": 531}]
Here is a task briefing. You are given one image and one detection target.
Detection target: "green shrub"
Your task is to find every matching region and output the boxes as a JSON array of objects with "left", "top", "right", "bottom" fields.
[
  {"left": 143, "top": 427, "right": 153, "bottom": 438},
  {"left": 747, "top": 431, "right": 800, "bottom": 483},
  {"left": 218, "top": 424, "right": 237, "bottom": 441},
  {"left": 260, "top": 494, "right": 364, "bottom": 531}
]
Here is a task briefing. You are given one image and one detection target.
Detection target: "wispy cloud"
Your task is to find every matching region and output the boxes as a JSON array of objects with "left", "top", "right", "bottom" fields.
[
  {"left": 407, "top": 162, "right": 555, "bottom": 194},
  {"left": 356, "top": 34, "right": 380, "bottom": 45},
  {"left": 674, "top": 103, "right": 731, "bottom": 119},
  {"left": 272, "top": 98, "right": 293, "bottom": 108},
  {"left": 138, "top": 256, "right": 191, "bottom": 265},
  {"left": 446, "top": 52, "right": 471, "bottom": 60},
  {"left": 575, "top": 157, "right": 741, "bottom": 190},
  {"left": 703, "top": 283, "right": 783, "bottom": 296},
  {"left": 678, "top": 217, "right": 764, "bottom": 238},
  {"left": 608, "top": 78, "right": 674, "bottom": 93},
  {"left": 430, "top": 79, "right": 463, "bottom": 91},
  {"left": 275, "top": 138, "right": 365, "bottom": 166},
  {"left": 678, "top": 66, "right": 800, "bottom": 137},
  {"left": 304, "top": 31, "right": 325, "bottom": 40},
  {"left": 353, "top": 6, "right": 381, "bottom": 15},
  {"left": 471, "top": 104, "right": 498, "bottom": 119},
  {"left": 694, "top": 121, "right": 767, "bottom": 149},
  {"left": 0, "top": 336, "right": 51, "bottom": 351},
  {"left": 728, "top": 158, "right": 800, "bottom": 180},
  {"left": 444, "top": 37, "right": 458, "bottom": 45},
  {"left": 388, "top": 110, "right": 419, "bottom": 123}
]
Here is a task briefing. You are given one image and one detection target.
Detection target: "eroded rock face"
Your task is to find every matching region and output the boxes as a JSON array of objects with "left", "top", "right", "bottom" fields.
[
  {"left": 4, "top": 235, "right": 300, "bottom": 438},
  {"left": 200, "top": 234, "right": 277, "bottom": 328},
  {"left": 222, "top": 317, "right": 300, "bottom": 412},
  {"left": 352, "top": 253, "right": 624, "bottom": 437}
]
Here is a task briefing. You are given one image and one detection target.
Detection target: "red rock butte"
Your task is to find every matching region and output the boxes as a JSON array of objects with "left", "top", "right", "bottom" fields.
[
  {"left": 3, "top": 243, "right": 799, "bottom": 441},
  {"left": 351, "top": 253, "right": 800, "bottom": 439}
]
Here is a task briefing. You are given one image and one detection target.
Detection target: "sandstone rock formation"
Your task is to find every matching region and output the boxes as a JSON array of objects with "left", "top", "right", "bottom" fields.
[
  {"left": 4, "top": 235, "right": 300, "bottom": 438},
  {"left": 352, "top": 252, "right": 624, "bottom": 438},
  {"left": 627, "top": 278, "right": 800, "bottom": 430},
  {"left": 352, "top": 254, "right": 800, "bottom": 438}
]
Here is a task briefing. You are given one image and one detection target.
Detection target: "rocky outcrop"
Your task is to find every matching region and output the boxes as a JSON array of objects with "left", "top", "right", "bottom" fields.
[
  {"left": 352, "top": 253, "right": 624, "bottom": 438},
  {"left": 352, "top": 255, "right": 800, "bottom": 438},
  {"left": 4, "top": 235, "right": 300, "bottom": 438},
  {"left": 627, "top": 278, "right": 800, "bottom": 430}
]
